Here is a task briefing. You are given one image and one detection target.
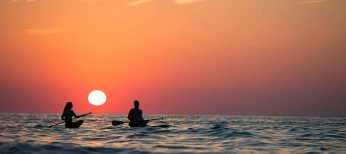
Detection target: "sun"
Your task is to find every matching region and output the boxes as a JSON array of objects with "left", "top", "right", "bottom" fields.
[{"left": 88, "top": 90, "right": 106, "bottom": 106}]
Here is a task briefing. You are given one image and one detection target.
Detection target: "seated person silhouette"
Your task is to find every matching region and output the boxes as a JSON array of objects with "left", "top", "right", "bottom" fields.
[
  {"left": 61, "top": 102, "right": 84, "bottom": 128},
  {"left": 128, "top": 100, "right": 148, "bottom": 127}
]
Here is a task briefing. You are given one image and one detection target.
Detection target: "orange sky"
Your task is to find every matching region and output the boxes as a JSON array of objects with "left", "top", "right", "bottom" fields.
[{"left": 0, "top": 0, "right": 345, "bottom": 116}]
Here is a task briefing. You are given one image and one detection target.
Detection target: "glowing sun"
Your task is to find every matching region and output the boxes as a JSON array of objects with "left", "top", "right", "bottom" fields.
[{"left": 88, "top": 90, "right": 106, "bottom": 106}]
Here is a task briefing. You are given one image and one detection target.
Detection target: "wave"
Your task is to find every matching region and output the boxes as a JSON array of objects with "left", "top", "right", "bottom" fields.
[{"left": 0, "top": 114, "right": 345, "bottom": 153}]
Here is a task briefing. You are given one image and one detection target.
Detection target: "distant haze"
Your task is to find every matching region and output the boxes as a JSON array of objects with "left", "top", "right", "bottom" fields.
[{"left": 0, "top": 0, "right": 345, "bottom": 116}]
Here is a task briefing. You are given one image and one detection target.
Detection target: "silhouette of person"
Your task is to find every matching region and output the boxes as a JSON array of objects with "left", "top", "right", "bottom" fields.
[
  {"left": 128, "top": 100, "right": 148, "bottom": 127},
  {"left": 61, "top": 102, "right": 84, "bottom": 128}
]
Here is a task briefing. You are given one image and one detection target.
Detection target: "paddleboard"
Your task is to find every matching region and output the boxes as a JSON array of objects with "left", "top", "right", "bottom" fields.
[
  {"left": 149, "top": 125, "right": 170, "bottom": 128},
  {"left": 111, "top": 120, "right": 169, "bottom": 128}
]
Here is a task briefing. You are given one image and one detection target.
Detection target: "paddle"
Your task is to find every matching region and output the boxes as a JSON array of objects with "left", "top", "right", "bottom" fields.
[
  {"left": 48, "top": 112, "right": 92, "bottom": 128},
  {"left": 112, "top": 117, "right": 163, "bottom": 126}
]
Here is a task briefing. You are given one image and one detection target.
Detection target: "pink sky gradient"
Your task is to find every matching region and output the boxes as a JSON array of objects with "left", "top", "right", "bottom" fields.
[{"left": 0, "top": 0, "right": 345, "bottom": 116}]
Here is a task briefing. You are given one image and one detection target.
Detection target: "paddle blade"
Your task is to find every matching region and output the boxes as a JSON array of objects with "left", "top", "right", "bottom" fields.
[{"left": 112, "top": 120, "right": 126, "bottom": 126}]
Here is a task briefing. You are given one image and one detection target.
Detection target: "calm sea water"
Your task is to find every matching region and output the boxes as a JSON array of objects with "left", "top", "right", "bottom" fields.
[{"left": 0, "top": 113, "right": 345, "bottom": 153}]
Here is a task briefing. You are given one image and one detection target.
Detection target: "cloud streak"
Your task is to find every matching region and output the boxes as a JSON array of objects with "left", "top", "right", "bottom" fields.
[
  {"left": 75, "top": 0, "right": 101, "bottom": 4},
  {"left": 11, "top": 0, "right": 36, "bottom": 2},
  {"left": 11, "top": 0, "right": 101, "bottom": 3},
  {"left": 128, "top": 0, "right": 205, "bottom": 6},
  {"left": 174, "top": 0, "right": 204, "bottom": 5},
  {"left": 128, "top": 0, "right": 154, "bottom": 6},
  {"left": 299, "top": 0, "right": 330, "bottom": 5}
]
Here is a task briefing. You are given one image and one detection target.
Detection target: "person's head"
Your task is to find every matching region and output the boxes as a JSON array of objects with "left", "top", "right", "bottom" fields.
[
  {"left": 64, "top": 102, "right": 73, "bottom": 111},
  {"left": 134, "top": 100, "right": 140, "bottom": 108}
]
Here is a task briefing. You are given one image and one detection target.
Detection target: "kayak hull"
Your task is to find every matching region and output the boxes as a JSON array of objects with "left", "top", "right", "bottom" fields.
[
  {"left": 111, "top": 120, "right": 169, "bottom": 128},
  {"left": 66, "top": 120, "right": 84, "bottom": 128},
  {"left": 129, "top": 120, "right": 149, "bottom": 127}
]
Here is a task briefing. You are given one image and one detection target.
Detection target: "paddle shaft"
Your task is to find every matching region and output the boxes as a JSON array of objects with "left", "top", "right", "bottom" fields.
[{"left": 48, "top": 112, "right": 92, "bottom": 128}]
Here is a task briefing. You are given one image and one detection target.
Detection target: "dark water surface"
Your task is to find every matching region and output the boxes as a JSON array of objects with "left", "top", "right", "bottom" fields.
[{"left": 0, "top": 113, "right": 345, "bottom": 153}]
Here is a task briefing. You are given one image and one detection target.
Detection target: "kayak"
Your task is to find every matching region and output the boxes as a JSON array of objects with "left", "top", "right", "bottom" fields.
[
  {"left": 130, "top": 120, "right": 149, "bottom": 127},
  {"left": 66, "top": 120, "right": 84, "bottom": 128}
]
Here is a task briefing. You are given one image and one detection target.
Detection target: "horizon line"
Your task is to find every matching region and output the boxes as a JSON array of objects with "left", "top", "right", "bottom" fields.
[{"left": 0, "top": 112, "right": 345, "bottom": 118}]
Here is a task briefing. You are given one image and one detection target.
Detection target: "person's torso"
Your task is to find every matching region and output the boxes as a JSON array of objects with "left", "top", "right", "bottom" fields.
[
  {"left": 64, "top": 110, "right": 74, "bottom": 123},
  {"left": 129, "top": 108, "right": 142, "bottom": 122}
]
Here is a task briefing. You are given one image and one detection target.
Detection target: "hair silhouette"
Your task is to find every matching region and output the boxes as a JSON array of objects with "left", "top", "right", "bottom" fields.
[{"left": 63, "top": 102, "right": 73, "bottom": 113}]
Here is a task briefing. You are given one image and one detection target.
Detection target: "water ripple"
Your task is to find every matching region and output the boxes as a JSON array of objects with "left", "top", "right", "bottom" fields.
[{"left": 0, "top": 113, "right": 345, "bottom": 153}]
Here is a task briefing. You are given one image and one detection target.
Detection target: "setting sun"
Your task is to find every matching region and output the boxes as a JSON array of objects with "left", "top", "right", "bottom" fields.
[{"left": 88, "top": 90, "right": 106, "bottom": 106}]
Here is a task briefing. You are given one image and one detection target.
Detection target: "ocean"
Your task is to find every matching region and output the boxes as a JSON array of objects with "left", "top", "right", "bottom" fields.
[{"left": 0, "top": 113, "right": 345, "bottom": 153}]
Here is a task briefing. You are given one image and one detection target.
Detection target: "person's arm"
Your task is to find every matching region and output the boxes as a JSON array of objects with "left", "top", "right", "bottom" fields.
[
  {"left": 139, "top": 110, "right": 144, "bottom": 121},
  {"left": 72, "top": 110, "right": 80, "bottom": 118},
  {"left": 128, "top": 110, "right": 132, "bottom": 120},
  {"left": 61, "top": 112, "right": 65, "bottom": 120}
]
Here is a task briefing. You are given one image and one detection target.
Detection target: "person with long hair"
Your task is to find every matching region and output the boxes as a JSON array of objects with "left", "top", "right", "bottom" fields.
[{"left": 61, "top": 102, "right": 85, "bottom": 128}]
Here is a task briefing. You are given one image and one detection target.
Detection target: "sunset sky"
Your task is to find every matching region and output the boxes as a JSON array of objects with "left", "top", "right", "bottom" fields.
[{"left": 0, "top": 0, "right": 345, "bottom": 116}]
